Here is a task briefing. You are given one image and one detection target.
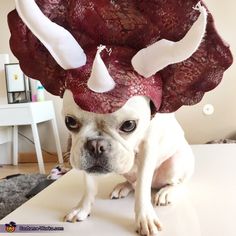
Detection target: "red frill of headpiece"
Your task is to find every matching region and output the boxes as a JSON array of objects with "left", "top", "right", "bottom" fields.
[{"left": 8, "top": 0, "right": 233, "bottom": 114}]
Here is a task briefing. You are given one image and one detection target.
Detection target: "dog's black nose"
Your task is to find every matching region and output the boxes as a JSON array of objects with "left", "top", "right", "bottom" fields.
[{"left": 85, "top": 139, "right": 110, "bottom": 157}]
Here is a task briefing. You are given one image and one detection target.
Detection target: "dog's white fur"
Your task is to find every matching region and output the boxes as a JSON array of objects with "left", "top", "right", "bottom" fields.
[{"left": 63, "top": 90, "right": 194, "bottom": 235}]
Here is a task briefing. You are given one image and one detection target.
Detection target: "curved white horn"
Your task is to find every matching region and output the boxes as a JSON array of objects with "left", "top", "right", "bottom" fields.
[
  {"left": 15, "top": 0, "right": 86, "bottom": 70},
  {"left": 87, "top": 45, "right": 115, "bottom": 93},
  {"left": 131, "top": 2, "right": 207, "bottom": 78}
]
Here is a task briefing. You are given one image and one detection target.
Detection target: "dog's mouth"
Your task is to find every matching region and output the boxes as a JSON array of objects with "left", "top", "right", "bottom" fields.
[{"left": 85, "top": 165, "right": 111, "bottom": 174}]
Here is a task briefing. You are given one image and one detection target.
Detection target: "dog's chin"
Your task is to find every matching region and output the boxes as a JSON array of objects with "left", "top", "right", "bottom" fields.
[{"left": 85, "top": 165, "right": 111, "bottom": 175}]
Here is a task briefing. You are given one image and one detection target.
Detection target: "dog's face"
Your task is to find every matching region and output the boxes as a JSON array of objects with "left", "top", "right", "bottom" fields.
[{"left": 62, "top": 90, "right": 151, "bottom": 175}]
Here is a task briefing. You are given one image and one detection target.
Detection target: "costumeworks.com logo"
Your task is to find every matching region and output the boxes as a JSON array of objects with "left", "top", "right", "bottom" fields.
[
  {"left": 5, "top": 222, "right": 16, "bottom": 233},
  {"left": 0, "top": 222, "right": 64, "bottom": 233}
]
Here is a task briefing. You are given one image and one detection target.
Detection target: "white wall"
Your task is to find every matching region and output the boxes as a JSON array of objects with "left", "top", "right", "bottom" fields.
[
  {"left": 175, "top": 0, "right": 236, "bottom": 143},
  {"left": 0, "top": 0, "right": 235, "bottom": 154},
  {"left": 0, "top": 0, "right": 16, "bottom": 62}
]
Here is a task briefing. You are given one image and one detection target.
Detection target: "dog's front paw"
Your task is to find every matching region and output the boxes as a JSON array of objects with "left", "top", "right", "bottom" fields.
[
  {"left": 64, "top": 208, "right": 90, "bottom": 223},
  {"left": 153, "top": 186, "right": 173, "bottom": 206},
  {"left": 135, "top": 206, "right": 162, "bottom": 236},
  {"left": 153, "top": 184, "right": 184, "bottom": 206},
  {"left": 110, "top": 181, "right": 133, "bottom": 199}
]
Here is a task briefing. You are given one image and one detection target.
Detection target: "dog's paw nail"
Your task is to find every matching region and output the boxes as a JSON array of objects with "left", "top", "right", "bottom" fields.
[
  {"left": 63, "top": 216, "right": 71, "bottom": 223},
  {"left": 110, "top": 182, "right": 133, "bottom": 200},
  {"left": 64, "top": 207, "right": 91, "bottom": 223}
]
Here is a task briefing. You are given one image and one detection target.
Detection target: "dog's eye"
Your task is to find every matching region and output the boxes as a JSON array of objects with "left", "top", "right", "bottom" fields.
[
  {"left": 120, "top": 120, "right": 137, "bottom": 133},
  {"left": 65, "top": 116, "right": 80, "bottom": 131}
]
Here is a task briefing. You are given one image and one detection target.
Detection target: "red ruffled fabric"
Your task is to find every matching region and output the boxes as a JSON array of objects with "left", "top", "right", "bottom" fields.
[{"left": 8, "top": 0, "right": 233, "bottom": 114}]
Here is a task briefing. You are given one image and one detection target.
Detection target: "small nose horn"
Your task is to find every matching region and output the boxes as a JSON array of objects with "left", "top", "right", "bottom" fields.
[
  {"left": 87, "top": 45, "right": 115, "bottom": 93},
  {"left": 85, "top": 139, "right": 110, "bottom": 156}
]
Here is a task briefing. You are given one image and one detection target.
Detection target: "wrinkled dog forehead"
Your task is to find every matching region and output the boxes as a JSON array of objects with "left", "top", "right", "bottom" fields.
[{"left": 62, "top": 90, "right": 151, "bottom": 123}]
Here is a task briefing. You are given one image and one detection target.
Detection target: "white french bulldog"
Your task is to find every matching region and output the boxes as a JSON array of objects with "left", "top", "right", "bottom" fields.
[
  {"left": 12, "top": 2, "right": 216, "bottom": 235},
  {"left": 63, "top": 90, "right": 194, "bottom": 235}
]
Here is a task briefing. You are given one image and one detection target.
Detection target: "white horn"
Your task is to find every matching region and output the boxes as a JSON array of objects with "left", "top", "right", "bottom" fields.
[
  {"left": 15, "top": 0, "right": 86, "bottom": 70},
  {"left": 131, "top": 2, "right": 207, "bottom": 78},
  {"left": 87, "top": 45, "right": 115, "bottom": 93}
]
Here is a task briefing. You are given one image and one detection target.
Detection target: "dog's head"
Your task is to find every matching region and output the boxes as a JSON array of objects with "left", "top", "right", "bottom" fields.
[{"left": 63, "top": 90, "right": 151, "bottom": 175}]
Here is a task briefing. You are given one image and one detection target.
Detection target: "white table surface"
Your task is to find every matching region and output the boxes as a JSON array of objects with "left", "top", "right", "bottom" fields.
[{"left": 1, "top": 144, "right": 236, "bottom": 235}]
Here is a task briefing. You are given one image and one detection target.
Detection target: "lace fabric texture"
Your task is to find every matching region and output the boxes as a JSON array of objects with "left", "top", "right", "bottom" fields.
[{"left": 8, "top": 0, "right": 233, "bottom": 114}]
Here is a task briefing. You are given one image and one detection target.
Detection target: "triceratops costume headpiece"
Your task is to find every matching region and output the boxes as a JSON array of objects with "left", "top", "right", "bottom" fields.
[{"left": 8, "top": 0, "right": 233, "bottom": 114}]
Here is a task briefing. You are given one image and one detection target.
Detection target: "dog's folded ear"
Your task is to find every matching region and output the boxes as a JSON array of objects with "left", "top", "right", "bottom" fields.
[{"left": 8, "top": 0, "right": 233, "bottom": 114}]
